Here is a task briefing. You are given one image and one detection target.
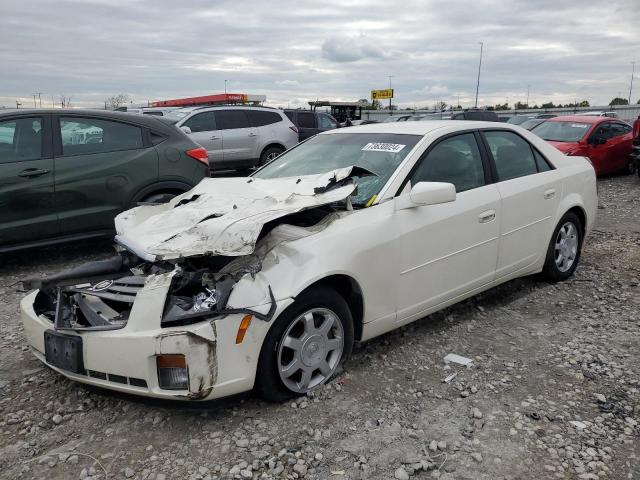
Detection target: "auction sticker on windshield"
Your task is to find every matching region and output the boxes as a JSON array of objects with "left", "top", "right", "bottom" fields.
[{"left": 362, "top": 143, "right": 406, "bottom": 153}]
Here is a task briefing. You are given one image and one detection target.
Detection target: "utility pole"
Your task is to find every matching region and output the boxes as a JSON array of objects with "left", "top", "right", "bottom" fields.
[
  {"left": 224, "top": 79, "right": 228, "bottom": 94},
  {"left": 387, "top": 75, "right": 394, "bottom": 114},
  {"left": 526, "top": 85, "right": 530, "bottom": 108},
  {"left": 629, "top": 62, "right": 635, "bottom": 105},
  {"left": 32, "top": 94, "right": 37, "bottom": 108},
  {"left": 474, "top": 41, "right": 483, "bottom": 108},
  {"left": 36, "top": 92, "right": 42, "bottom": 107}
]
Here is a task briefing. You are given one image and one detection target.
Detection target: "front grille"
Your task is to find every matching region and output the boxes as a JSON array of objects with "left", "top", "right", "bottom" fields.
[{"left": 87, "top": 370, "right": 148, "bottom": 388}]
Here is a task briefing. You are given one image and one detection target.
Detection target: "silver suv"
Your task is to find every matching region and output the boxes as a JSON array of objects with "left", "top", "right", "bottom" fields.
[{"left": 164, "top": 106, "right": 299, "bottom": 172}]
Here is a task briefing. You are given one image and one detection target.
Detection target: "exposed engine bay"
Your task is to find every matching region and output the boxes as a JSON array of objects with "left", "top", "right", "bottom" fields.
[{"left": 25, "top": 204, "right": 339, "bottom": 331}]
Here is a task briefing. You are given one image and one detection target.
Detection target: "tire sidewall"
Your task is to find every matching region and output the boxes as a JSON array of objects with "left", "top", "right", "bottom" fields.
[
  {"left": 260, "top": 147, "right": 284, "bottom": 166},
  {"left": 256, "top": 286, "right": 354, "bottom": 402},
  {"left": 542, "top": 212, "right": 583, "bottom": 282}
]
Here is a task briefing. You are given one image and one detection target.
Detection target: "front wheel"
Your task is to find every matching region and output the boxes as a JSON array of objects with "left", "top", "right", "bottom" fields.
[
  {"left": 541, "top": 212, "right": 583, "bottom": 282},
  {"left": 256, "top": 286, "right": 354, "bottom": 402}
]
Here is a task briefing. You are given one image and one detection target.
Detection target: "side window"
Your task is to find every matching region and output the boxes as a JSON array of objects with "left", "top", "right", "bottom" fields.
[
  {"left": 60, "top": 117, "right": 143, "bottom": 156},
  {"left": 247, "top": 110, "right": 282, "bottom": 127},
  {"left": 593, "top": 123, "right": 613, "bottom": 140},
  {"left": 410, "top": 133, "right": 485, "bottom": 193},
  {"left": 215, "top": 110, "right": 250, "bottom": 130},
  {"left": 297, "top": 112, "right": 316, "bottom": 129},
  {"left": 183, "top": 112, "right": 216, "bottom": 133},
  {"left": 610, "top": 123, "right": 631, "bottom": 137},
  {"left": 533, "top": 149, "right": 552, "bottom": 172},
  {"left": 284, "top": 111, "right": 295, "bottom": 122},
  {"left": 0, "top": 117, "right": 42, "bottom": 163},
  {"left": 318, "top": 114, "right": 337, "bottom": 129},
  {"left": 483, "top": 131, "right": 538, "bottom": 181}
]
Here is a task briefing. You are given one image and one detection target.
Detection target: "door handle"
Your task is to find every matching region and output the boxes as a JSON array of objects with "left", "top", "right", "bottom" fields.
[
  {"left": 210, "top": 136, "right": 220, "bottom": 140},
  {"left": 248, "top": 133, "right": 258, "bottom": 137},
  {"left": 544, "top": 188, "right": 556, "bottom": 199},
  {"left": 478, "top": 210, "right": 496, "bottom": 223},
  {"left": 19, "top": 168, "right": 50, "bottom": 178}
]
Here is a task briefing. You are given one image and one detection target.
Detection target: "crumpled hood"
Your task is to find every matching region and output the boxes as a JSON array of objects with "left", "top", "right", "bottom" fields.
[{"left": 114, "top": 167, "right": 359, "bottom": 260}]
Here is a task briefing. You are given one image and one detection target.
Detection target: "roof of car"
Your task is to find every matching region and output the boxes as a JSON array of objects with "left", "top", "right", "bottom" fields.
[
  {"left": 323, "top": 120, "right": 519, "bottom": 136},
  {"left": 546, "top": 115, "right": 608, "bottom": 124}
]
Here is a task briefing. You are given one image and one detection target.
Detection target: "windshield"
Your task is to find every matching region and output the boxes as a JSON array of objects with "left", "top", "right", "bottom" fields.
[
  {"left": 520, "top": 119, "right": 544, "bottom": 130},
  {"left": 532, "top": 121, "right": 590, "bottom": 142},
  {"left": 253, "top": 133, "right": 421, "bottom": 206},
  {"left": 507, "top": 116, "right": 530, "bottom": 125}
]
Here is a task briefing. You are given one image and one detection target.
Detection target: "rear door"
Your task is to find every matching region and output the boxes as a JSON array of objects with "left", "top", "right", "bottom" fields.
[
  {"left": 181, "top": 111, "right": 222, "bottom": 165},
  {"left": 215, "top": 110, "right": 257, "bottom": 167},
  {"left": 607, "top": 122, "right": 633, "bottom": 171},
  {"left": 480, "top": 130, "right": 560, "bottom": 279},
  {"left": 0, "top": 115, "right": 57, "bottom": 246},
  {"left": 296, "top": 111, "right": 318, "bottom": 140},
  {"left": 53, "top": 115, "right": 159, "bottom": 235}
]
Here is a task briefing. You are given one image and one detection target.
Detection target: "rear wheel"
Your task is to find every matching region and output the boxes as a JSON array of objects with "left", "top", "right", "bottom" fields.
[
  {"left": 259, "top": 146, "right": 284, "bottom": 166},
  {"left": 256, "top": 286, "right": 354, "bottom": 402},
  {"left": 541, "top": 212, "right": 583, "bottom": 282}
]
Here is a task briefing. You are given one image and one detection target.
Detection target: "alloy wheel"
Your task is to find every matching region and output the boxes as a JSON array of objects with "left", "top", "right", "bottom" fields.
[{"left": 554, "top": 221, "right": 578, "bottom": 272}]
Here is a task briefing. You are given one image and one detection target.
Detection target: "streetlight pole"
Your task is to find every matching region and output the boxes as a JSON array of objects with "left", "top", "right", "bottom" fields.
[
  {"left": 474, "top": 41, "right": 483, "bottom": 108},
  {"left": 32, "top": 94, "right": 37, "bottom": 108},
  {"left": 526, "top": 85, "right": 530, "bottom": 108},
  {"left": 36, "top": 92, "right": 42, "bottom": 108},
  {"left": 629, "top": 62, "right": 635, "bottom": 105},
  {"left": 224, "top": 79, "right": 228, "bottom": 94},
  {"left": 387, "top": 75, "right": 394, "bottom": 113}
]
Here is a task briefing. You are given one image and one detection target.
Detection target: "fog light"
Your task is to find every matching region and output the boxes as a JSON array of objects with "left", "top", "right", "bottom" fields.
[{"left": 157, "top": 354, "right": 189, "bottom": 390}]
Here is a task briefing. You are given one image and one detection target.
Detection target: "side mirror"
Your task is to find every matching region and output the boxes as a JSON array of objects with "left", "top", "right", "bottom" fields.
[
  {"left": 180, "top": 126, "right": 192, "bottom": 134},
  {"left": 396, "top": 182, "right": 456, "bottom": 210}
]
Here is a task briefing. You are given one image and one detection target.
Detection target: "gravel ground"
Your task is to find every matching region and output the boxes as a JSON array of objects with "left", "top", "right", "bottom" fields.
[{"left": 0, "top": 174, "right": 639, "bottom": 480}]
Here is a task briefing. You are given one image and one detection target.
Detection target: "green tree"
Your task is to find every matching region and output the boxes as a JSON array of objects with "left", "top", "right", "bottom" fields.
[
  {"left": 514, "top": 101, "right": 528, "bottom": 109},
  {"left": 609, "top": 97, "right": 628, "bottom": 106},
  {"left": 578, "top": 100, "right": 590, "bottom": 107}
]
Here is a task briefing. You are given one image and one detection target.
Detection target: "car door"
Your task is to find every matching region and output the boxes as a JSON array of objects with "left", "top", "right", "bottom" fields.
[
  {"left": 481, "top": 130, "right": 560, "bottom": 279},
  {"left": 395, "top": 132, "right": 500, "bottom": 323},
  {"left": 215, "top": 110, "right": 257, "bottom": 167},
  {"left": 0, "top": 114, "right": 57, "bottom": 247},
  {"left": 296, "top": 111, "right": 318, "bottom": 140},
  {"left": 607, "top": 122, "right": 633, "bottom": 171},
  {"left": 53, "top": 115, "right": 159, "bottom": 235},
  {"left": 585, "top": 122, "right": 614, "bottom": 174},
  {"left": 181, "top": 111, "right": 222, "bottom": 165}
]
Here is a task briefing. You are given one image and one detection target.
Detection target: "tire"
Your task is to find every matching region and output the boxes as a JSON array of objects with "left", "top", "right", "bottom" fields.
[
  {"left": 140, "top": 192, "right": 179, "bottom": 204},
  {"left": 256, "top": 286, "right": 354, "bottom": 402},
  {"left": 541, "top": 212, "right": 583, "bottom": 282},
  {"left": 259, "top": 146, "right": 284, "bottom": 166}
]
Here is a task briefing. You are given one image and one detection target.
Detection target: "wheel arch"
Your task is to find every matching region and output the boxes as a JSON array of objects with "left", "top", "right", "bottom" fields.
[
  {"left": 565, "top": 205, "right": 587, "bottom": 236},
  {"left": 295, "top": 274, "right": 364, "bottom": 342},
  {"left": 260, "top": 142, "right": 286, "bottom": 158},
  {"left": 129, "top": 180, "right": 193, "bottom": 207}
]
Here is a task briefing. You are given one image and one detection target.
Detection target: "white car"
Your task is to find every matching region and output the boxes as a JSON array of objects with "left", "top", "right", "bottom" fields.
[{"left": 20, "top": 121, "right": 597, "bottom": 402}]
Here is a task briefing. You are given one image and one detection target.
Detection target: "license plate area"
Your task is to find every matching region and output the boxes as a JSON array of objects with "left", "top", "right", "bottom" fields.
[{"left": 44, "top": 330, "right": 84, "bottom": 373}]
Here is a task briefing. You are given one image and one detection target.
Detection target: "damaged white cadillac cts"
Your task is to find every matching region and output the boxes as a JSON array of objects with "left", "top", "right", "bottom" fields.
[{"left": 21, "top": 121, "right": 597, "bottom": 402}]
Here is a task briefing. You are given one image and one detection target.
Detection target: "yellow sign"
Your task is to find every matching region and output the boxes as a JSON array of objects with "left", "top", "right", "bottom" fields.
[{"left": 371, "top": 89, "right": 394, "bottom": 100}]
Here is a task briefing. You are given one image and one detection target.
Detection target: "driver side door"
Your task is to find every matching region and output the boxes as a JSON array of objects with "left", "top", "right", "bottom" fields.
[{"left": 394, "top": 132, "right": 501, "bottom": 324}]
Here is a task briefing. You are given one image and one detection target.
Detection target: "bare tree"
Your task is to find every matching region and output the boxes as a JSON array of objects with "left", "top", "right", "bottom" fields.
[
  {"left": 105, "top": 94, "right": 131, "bottom": 110},
  {"left": 60, "top": 95, "right": 72, "bottom": 108}
]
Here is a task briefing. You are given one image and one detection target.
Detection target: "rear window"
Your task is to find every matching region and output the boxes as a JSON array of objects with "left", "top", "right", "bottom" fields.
[
  {"left": 247, "top": 110, "right": 282, "bottom": 127},
  {"left": 532, "top": 121, "right": 590, "bottom": 142},
  {"left": 297, "top": 112, "right": 316, "bottom": 128}
]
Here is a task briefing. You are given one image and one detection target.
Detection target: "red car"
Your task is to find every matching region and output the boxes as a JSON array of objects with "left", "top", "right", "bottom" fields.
[{"left": 531, "top": 115, "right": 634, "bottom": 176}]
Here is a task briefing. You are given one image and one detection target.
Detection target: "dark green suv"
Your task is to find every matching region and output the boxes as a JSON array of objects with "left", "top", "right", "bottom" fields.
[{"left": 0, "top": 109, "right": 209, "bottom": 252}]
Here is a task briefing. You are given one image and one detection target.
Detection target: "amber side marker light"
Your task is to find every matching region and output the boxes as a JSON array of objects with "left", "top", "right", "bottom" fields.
[
  {"left": 235, "top": 314, "right": 253, "bottom": 344},
  {"left": 156, "top": 354, "right": 189, "bottom": 390}
]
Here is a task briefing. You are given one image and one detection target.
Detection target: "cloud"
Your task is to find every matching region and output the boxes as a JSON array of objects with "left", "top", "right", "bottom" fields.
[
  {"left": 321, "top": 35, "right": 386, "bottom": 63},
  {"left": 0, "top": 0, "right": 639, "bottom": 109}
]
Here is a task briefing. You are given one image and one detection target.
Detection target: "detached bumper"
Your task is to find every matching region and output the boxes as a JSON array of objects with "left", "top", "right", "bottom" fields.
[{"left": 20, "top": 291, "right": 287, "bottom": 401}]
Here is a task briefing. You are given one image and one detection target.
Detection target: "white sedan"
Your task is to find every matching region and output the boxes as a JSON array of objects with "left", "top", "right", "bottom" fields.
[{"left": 21, "top": 121, "right": 597, "bottom": 401}]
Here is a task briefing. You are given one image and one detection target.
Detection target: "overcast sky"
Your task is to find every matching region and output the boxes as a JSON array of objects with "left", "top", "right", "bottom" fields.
[{"left": 1, "top": 0, "right": 638, "bottom": 110}]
